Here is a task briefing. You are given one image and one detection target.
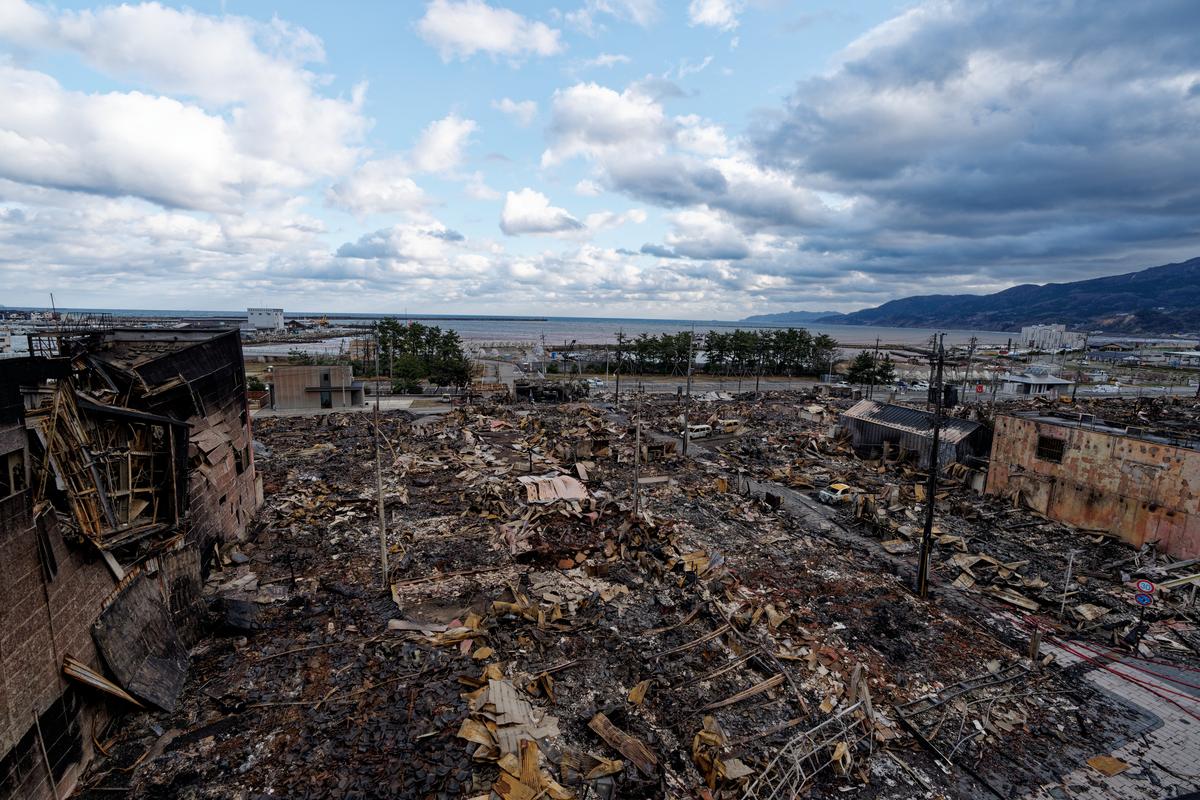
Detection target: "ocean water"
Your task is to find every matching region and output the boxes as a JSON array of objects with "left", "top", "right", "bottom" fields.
[{"left": 0, "top": 305, "right": 1065, "bottom": 351}]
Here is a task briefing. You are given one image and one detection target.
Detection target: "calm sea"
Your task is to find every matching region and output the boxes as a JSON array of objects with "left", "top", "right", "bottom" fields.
[{"left": 6, "top": 307, "right": 1150, "bottom": 354}]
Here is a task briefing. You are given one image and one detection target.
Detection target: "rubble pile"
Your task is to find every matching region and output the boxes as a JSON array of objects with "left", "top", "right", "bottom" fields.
[{"left": 74, "top": 396, "right": 1199, "bottom": 799}]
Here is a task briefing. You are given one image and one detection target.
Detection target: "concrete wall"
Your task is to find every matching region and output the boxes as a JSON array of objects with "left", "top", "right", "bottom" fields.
[
  {"left": 271, "top": 365, "right": 358, "bottom": 410},
  {"left": 986, "top": 415, "right": 1200, "bottom": 558}
]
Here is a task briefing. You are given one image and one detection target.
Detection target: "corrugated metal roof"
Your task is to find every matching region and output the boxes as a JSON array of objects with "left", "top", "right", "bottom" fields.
[{"left": 841, "top": 400, "right": 982, "bottom": 444}]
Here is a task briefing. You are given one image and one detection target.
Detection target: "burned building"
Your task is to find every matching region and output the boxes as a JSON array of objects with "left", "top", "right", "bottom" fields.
[
  {"left": 986, "top": 411, "right": 1200, "bottom": 559},
  {"left": 0, "top": 327, "right": 259, "bottom": 800},
  {"left": 839, "top": 400, "right": 990, "bottom": 470}
]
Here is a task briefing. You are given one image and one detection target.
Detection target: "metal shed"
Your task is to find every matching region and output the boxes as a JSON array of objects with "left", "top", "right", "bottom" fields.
[{"left": 839, "top": 400, "right": 990, "bottom": 470}]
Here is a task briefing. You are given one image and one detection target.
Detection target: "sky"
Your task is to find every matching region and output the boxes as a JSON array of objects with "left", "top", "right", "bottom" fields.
[{"left": 1, "top": 0, "right": 1198, "bottom": 318}]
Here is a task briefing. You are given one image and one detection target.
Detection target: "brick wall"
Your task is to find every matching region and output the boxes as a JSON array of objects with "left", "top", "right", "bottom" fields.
[{"left": 0, "top": 472, "right": 116, "bottom": 799}]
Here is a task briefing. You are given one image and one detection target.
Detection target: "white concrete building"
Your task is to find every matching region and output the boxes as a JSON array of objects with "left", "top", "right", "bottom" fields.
[
  {"left": 999, "top": 366, "right": 1075, "bottom": 397},
  {"left": 247, "top": 308, "right": 284, "bottom": 331},
  {"left": 1019, "top": 324, "right": 1085, "bottom": 352},
  {"left": 0, "top": 330, "right": 12, "bottom": 353}
]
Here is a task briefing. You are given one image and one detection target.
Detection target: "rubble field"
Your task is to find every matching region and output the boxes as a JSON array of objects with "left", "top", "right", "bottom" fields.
[{"left": 74, "top": 393, "right": 1200, "bottom": 799}]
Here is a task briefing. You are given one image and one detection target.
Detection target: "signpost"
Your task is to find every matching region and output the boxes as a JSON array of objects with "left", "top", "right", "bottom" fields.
[{"left": 1130, "top": 580, "right": 1154, "bottom": 649}]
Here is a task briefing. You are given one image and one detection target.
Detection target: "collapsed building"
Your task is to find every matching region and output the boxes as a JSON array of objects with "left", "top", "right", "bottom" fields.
[
  {"left": 0, "top": 327, "right": 258, "bottom": 800},
  {"left": 839, "top": 399, "right": 990, "bottom": 470},
  {"left": 986, "top": 410, "right": 1200, "bottom": 558}
]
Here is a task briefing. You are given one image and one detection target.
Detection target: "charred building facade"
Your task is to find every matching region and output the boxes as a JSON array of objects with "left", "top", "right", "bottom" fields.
[
  {"left": 0, "top": 327, "right": 259, "bottom": 799},
  {"left": 986, "top": 411, "right": 1200, "bottom": 559}
]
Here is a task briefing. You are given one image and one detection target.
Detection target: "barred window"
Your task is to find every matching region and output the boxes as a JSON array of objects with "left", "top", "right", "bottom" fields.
[{"left": 1036, "top": 435, "right": 1065, "bottom": 463}]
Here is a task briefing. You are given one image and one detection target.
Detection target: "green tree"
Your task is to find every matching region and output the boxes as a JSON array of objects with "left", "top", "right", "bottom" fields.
[
  {"left": 875, "top": 355, "right": 897, "bottom": 385},
  {"left": 846, "top": 352, "right": 876, "bottom": 385}
]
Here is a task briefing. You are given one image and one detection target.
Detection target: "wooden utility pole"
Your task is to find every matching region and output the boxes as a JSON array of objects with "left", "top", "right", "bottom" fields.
[
  {"left": 683, "top": 326, "right": 695, "bottom": 455},
  {"left": 915, "top": 334, "right": 945, "bottom": 599},
  {"left": 1071, "top": 332, "right": 1089, "bottom": 402},
  {"left": 374, "top": 329, "right": 389, "bottom": 589},
  {"left": 633, "top": 393, "right": 642, "bottom": 516},
  {"left": 868, "top": 337, "right": 881, "bottom": 400}
]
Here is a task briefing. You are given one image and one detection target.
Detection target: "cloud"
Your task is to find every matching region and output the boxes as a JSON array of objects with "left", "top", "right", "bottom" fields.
[
  {"left": 574, "top": 179, "right": 604, "bottom": 196},
  {"left": 688, "top": 0, "right": 744, "bottom": 31},
  {"left": 674, "top": 55, "right": 713, "bottom": 79},
  {"left": 751, "top": 0, "right": 1200, "bottom": 279},
  {"left": 566, "top": 1, "right": 660, "bottom": 35},
  {"left": 499, "top": 188, "right": 584, "bottom": 235},
  {"left": 465, "top": 171, "right": 501, "bottom": 200},
  {"left": 327, "top": 157, "right": 425, "bottom": 216},
  {"left": 542, "top": 83, "right": 670, "bottom": 167},
  {"left": 411, "top": 113, "right": 477, "bottom": 173},
  {"left": 585, "top": 208, "right": 647, "bottom": 231},
  {"left": 416, "top": 0, "right": 563, "bottom": 61},
  {"left": 661, "top": 207, "right": 751, "bottom": 259},
  {"left": 542, "top": 81, "right": 827, "bottom": 228},
  {"left": 579, "top": 52, "right": 631, "bottom": 69},
  {"left": 0, "top": 1, "right": 367, "bottom": 211},
  {"left": 492, "top": 97, "right": 538, "bottom": 126},
  {"left": 336, "top": 222, "right": 464, "bottom": 260}
]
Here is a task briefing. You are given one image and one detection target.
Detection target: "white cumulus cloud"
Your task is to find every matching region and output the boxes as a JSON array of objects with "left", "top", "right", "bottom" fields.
[
  {"left": 411, "top": 113, "right": 477, "bottom": 173},
  {"left": 500, "top": 188, "right": 584, "bottom": 235},
  {"left": 688, "top": 0, "right": 744, "bottom": 31},
  {"left": 416, "top": 0, "right": 563, "bottom": 61}
]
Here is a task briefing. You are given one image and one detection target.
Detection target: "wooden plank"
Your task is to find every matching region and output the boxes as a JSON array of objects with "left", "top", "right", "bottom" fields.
[
  {"left": 588, "top": 713, "right": 657, "bottom": 776},
  {"left": 702, "top": 674, "right": 785, "bottom": 711}
]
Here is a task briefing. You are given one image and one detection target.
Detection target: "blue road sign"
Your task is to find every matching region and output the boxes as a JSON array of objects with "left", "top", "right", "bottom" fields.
[{"left": 1134, "top": 593, "right": 1153, "bottom": 606}]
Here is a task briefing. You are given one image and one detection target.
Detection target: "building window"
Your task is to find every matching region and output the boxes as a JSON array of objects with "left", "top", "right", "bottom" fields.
[
  {"left": 1, "top": 450, "right": 26, "bottom": 498},
  {"left": 1036, "top": 435, "right": 1065, "bottom": 463}
]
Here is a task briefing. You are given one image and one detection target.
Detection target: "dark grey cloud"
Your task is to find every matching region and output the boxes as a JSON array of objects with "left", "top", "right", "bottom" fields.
[
  {"left": 751, "top": 0, "right": 1200, "bottom": 285},
  {"left": 639, "top": 243, "right": 680, "bottom": 258}
]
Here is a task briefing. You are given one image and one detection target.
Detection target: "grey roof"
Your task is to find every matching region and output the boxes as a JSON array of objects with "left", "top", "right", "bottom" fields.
[
  {"left": 1002, "top": 373, "right": 1074, "bottom": 385},
  {"left": 841, "top": 400, "right": 983, "bottom": 444}
]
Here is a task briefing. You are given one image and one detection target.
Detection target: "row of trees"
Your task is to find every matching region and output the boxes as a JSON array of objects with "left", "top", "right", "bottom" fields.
[
  {"left": 370, "top": 319, "right": 472, "bottom": 390},
  {"left": 608, "top": 328, "right": 840, "bottom": 377}
]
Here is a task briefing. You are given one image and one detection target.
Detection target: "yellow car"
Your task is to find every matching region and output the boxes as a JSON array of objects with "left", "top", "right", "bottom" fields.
[{"left": 818, "top": 483, "right": 854, "bottom": 505}]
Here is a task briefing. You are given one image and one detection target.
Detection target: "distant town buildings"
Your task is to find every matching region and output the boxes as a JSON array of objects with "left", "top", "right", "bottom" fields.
[
  {"left": 247, "top": 307, "right": 285, "bottom": 331},
  {"left": 268, "top": 365, "right": 363, "bottom": 409},
  {"left": 1019, "top": 323, "right": 1085, "bottom": 352},
  {"left": 0, "top": 329, "right": 11, "bottom": 354}
]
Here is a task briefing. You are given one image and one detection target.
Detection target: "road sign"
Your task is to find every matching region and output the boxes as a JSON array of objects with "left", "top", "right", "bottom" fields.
[
  {"left": 976, "top": 384, "right": 984, "bottom": 393},
  {"left": 1135, "top": 579, "right": 1155, "bottom": 594},
  {"left": 1134, "top": 593, "right": 1153, "bottom": 606}
]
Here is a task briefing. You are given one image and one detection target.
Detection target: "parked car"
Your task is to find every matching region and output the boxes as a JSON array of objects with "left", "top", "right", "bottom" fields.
[
  {"left": 682, "top": 423, "right": 712, "bottom": 439},
  {"left": 818, "top": 483, "right": 855, "bottom": 505}
]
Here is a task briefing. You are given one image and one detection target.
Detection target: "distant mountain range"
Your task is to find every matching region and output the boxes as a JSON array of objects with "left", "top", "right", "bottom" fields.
[
  {"left": 743, "top": 257, "right": 1200, "bottom": 335},
  {"left": 740, "top": 310, "right": 842, "bottom": 324}
]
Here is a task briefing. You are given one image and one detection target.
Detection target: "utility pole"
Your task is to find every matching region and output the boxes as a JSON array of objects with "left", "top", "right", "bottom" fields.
[
  {"left": 633, "top": 393, "right": 641, "bottom": 516},
  {"left": 1072, "top": 332, "right": 1089, "bottom": 402},
  {"left": 915, "top": 334, "right": 945, "bottom": 599},
  {"left": 374, "top": 328, "right": 389, "bottom": 589},
  {"left": 683, "top": 326, "right": 695, "bottom": 455},
  {"left": 868, "top": 337, "right": 881, "bottom": 400},
  {"left": 754, "top": 340, "right": 763, "bottom": 396}
]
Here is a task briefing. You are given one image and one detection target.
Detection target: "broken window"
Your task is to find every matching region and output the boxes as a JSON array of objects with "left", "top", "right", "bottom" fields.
[
  {"left": 1036, "top": 435, "right": 1065, "bottom": 463},
  {"left": 0, "top": 449, "right": 25, "bottom": 498}
]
